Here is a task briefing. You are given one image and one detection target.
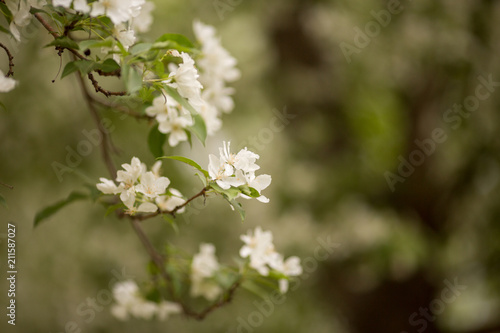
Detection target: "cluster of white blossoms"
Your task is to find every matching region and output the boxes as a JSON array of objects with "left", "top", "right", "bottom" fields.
[
  {"left": 52, "top": 0, "right": 154, "bottom": 26},
  {"left": 147, "top": 22, "right": 240, "bottom": 145},
  {"left": 96, "top": 157, "right": 186, "bottom": 215},
  {"left": 240, "top": 227, "right": 303, "bottom": 293},
  {"left": 208, "top": 141, "right": 272, "bottom": 203},
  {"left": 190, "top": 243, "right": 223, "bottom": 301},
  {"left": 111, "top": 280, "right": 181, "bottom": 321},
  {"left": 193, "top": 20, "right": 240, "bottom": 115}
]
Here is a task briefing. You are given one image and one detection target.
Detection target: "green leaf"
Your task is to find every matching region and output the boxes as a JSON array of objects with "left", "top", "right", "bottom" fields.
[
  {"left": 163, "top": 86, "right": 207, "bottom": 144},
  {"left": 78, "top": 39, "right": 114, "bottom": 52},
  {"left": 34, "top": 191, "right": 88, "bottom": 227},
  {"left": 195, "top": 172, "right": 207, "bottom": 187},
  {"left": 105, "top": 203, "right": 123, "bottom": 217},
  {"left": 123, "top": 65, "right": 142, "bottom": 94},
  {"left": 0, "top": 194, "right": 7, "bottom": 208},
  {"left": 153, "top": 34, "right": 195, "bottom": 52},
  {"left": 228, "top": 199, "right": 245, "bottom": 221},
  {"left": 238, "top": 185, "right": 261, "bottom": 198},
  {"left": 61, "top": 61, "right": 79, "bottom": 78},
  {"left": 129, "top": 42, "right": 153, "bottom": 55},
  {"left": 74, "top": 60, "right": 97, "bottom": 74},
  {"left": 45, "top": 36, "right": 79, "bottom": 50},
  {"left": 162, "top": 214, "right": 179, "bottom": 234},
  {"left": 148, "top": 124, "right": 166, "bottom": 158},
  {"left": 210, "top": 183, "right": 240, "bottom": 201},
  {"left": 0, "top": 25, "right": 10, "bottom": 34},
  {"left": 95, "top": 59, "right": 120, "bottom": 73},
  {"left": 0, "top": 3, "right": 13, "bottom": 22},
  {"left": 159, "top": 156, "right": 209, "bottom": 178}
]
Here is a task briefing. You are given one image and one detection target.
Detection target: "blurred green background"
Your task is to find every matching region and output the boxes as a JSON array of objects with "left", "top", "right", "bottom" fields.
[{"left": 2, "top": 0, "right": 500, "bottom": 332}]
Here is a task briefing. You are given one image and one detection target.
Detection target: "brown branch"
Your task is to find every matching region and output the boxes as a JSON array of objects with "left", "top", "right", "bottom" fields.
[
  {"left": 87, "top": 72, "right": 126, "bottom": 97},
  {"left": 0, "top": 43, "right": 14, "bottom": 77},
  {"left": 33, "top": 12, "right": 126, "bottom": 97},
  {"left": 134, "top": 186, "right": 209, "bottom": 221},
  {"left": 130, "top": 217, "right": 241, "bottom": 320},
  {"left": 74, "top": 64, "right": 117, "bottom": 179}
]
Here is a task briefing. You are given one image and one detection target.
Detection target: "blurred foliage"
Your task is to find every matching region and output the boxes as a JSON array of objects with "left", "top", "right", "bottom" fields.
[{"left": 2, "top": 0, "right": 500, "bottom": 332}]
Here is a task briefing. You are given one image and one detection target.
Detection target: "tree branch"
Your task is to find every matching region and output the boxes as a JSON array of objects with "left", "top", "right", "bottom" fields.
[
  {"left": 134, "top": 186, "right": 209, "bottom": 221},
  {"left": 33, "top": 12, "right": 126, "bottom": 97},
  {"left": 0, "top": 181, "right": 13, "bottom": 190},
  {"left": 0, "top": 43, "right": 14, "bottom": 77}
]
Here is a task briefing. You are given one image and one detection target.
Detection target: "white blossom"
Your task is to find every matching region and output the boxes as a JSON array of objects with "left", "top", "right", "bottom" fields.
[
  {"left": 155, "top": 188, "right": 186, "bottom": 213},
  {"left": 131, "top": 1, "right": 154, "bottom": 33},
  {"left": 239, "top": 227, "right": 302, "bottom": 291},
  {"left": 7, "top": 0, "right": 31, "bottom": 41},
  {"left": 96, "top": 157, "right": 176, "bottom": 216},
  {"left": 0, "top": 71, "right": 17, "bottom": 93},
  {"left": 190, "top": 243, "right": 223, "bottom": 301},
  {"left": 113, "top": 23, "right": 136, "bottom": 50},
  {"left": 165, "top": 51, "right": 203, "bottom": 100},
  {"left": 73, "top": 0, "right": 90, "bottom": 13},
  {"left": 111, "top": 280, "right": 180, "bottom": 321},
  {"left": 208, "top": 141, "right": 271, "bottom": 201},
  {"left": 90, "top": 0, "right": 145, "bottom": 25},
  {"left": 52, "top": 0, "right": 72, "bottom": 7}
]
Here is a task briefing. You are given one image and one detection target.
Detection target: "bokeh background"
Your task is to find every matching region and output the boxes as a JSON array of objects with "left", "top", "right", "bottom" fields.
[{"left": 2, "top": 0, "right": 500, "bottom": 332}]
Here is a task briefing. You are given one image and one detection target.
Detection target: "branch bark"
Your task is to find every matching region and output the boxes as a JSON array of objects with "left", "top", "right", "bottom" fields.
[{"left": 0, "top": 43, "right": 14, "bottom": 77}]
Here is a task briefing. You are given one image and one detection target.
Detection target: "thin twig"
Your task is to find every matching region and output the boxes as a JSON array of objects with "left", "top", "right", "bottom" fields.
[
  {"left": 135, "top": 186, "right": 209, "bottom": 221},
  {"left": 33, "top": 12, "right": 126, "bottom": 97},
  {"left": 0, "top": 182, "right": 13, "bottom": 190},
  {"left": 0, "top": 43, "right": 14, "bottom": 77}
]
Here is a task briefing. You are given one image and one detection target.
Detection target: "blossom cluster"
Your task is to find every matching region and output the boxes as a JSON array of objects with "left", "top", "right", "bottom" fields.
[
  {"left": 96, "top": 157, "right": 186, "bottom": 215},
  {"left": 111, "top": 280, "right": 181, "bottom": 321},
  {"left": 146, "top": 22, "right": 240, "bottom": 145},
  {"left": 240, "top": 227, "right": 303, "bottom": 293},
  {"left": 209, "top": 141, "right": 272, "bottom": 203},
  {"left": 190, "top": 243, "right": 223, "bottom": 301}
]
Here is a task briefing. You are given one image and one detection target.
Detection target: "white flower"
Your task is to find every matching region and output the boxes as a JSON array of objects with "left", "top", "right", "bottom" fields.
[
  {"left": 136, "top": 171, "right": 170, "bottom": 199},
  {"left": 208, "top": 153, "right": 245, "bottom": 190},
  {"left": 269, "top": 255, "right": 303, "bottom": 293},
  {"left": 146, "top": 95, "right": 193, "bottom": 147},
  {"left": 165, "top": 51, "right": 203, "bottom": 100},
  {"left": 190, "top": 243, "right": 222, "bottom": 301},
  {"left": 202, "top": 80, "right": 235, "bottom": 114},
  {"left": 113, "top": 23, "right": 136, "bottom": 50},
  {"left": 193, "top": 20, "right": 240, "bottom": 83},
  {"left": 96, "top": 177, "right": 120, "bottom": 194},
  {"left": 131, "top": 1, "right": 154, "bottom": 33},
  {"left": 0, "top": 71, "right": 17, "bottom": 93},
  {"left": 7, "top": 0, "right": 31, "bottom": 41},
  {"left": 90, "top": 0, "right": 145, "bottom": 24},
  {"left": 243, "top": 172, "right": 272, "bottom": 203},
  {"left": 73, "top": 0, "right": 90, "bottom": 13},
  {"left": 155, "top": 188, "right": 186, "bottom": 213},
  {"left": 240, "top": 227, "right": 278, "bottom": 276},
  {"left": 156, "top": 301, "right": 182, "bottom": 321},
  {"left": 53, "top": 0, "right": 72, "bottom": 7},
  {"left": 189, "top": 97, "right": 222, "bottom": 136},
  {"left": 116, "top": 157, "right": 146, "bottom": 187},
  {"left": 110, "top": 280, "right": 157, "bottom": 321},
  {"left": 111, "top": 280, "right": 181, "bottom": 321}
]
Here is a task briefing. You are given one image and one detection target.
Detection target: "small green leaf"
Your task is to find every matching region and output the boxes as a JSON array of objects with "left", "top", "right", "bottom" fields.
[
  {"left": 195, "top": 172, "right": 207, "bottom": 187},
  {"left": 210, "top": 183, "right": 240, "bottom": 201},
  {"left": 154, "top": 33, "right": 195, "bottom": 52},
  {"left": 124, "top": 65, "right": 142, "bottom": 94},
  {"left": 162, "top": 214, "right": 179, "bottom": 234},
  {"left": 45, "top": 36, "right": 79, "bottom": 50},
  {"left": 1, "top": 3, "right": 13, "bottom": 22},
  {"left": 129, "top": 42, "right": 152, "bottom": 55},
  {"left": 158, "top": 156, "right": 209, "bottom": 178},
  {"left": 95, "top": 59, "right": 120, "bottom": 73},
  {"left": 0, "top": 194, "right": 7, "bottom": 208},
  {"left": 228, "top": 199, "right": 245, "bottom": 221},
  {"left": 0, "top": 25, "right": 10, "bottom": 34},
  {"left": 74, "top": 60, "right": 97, "bottom": 74},
  {"left": 78, "top": 39, "right": 113, "bottom": 52},
  {"left": 238, "top": 185, "right": 261, "bottom": 198},
  {"left": 61, "top": 61, "right": 79, "bottom": 78},
  {"left": 34, "top": 191, "right": 88, "bottom": 227},
  {"left": 148, "top": 124, "right": 167, "bottom": 158},
  {"left": 105, "top": 203, "right": 123, "bottom": 217}
]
